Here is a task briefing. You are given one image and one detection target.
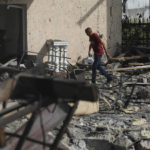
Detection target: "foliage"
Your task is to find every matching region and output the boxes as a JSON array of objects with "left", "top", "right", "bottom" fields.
[{"left": 122, "top": 17, "right": 150, "bottom": 48}]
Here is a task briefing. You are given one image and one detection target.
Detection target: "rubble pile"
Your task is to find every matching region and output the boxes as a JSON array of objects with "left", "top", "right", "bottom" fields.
[
  {"left": 1, "top": 49, "right": 150, "bottom": 150},
  {"left": 61, "top": 53, "right": 150, "bottom": 150}
]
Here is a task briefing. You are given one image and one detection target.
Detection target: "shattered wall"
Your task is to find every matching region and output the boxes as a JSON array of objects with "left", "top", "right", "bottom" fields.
[{"left": 0, "top": 0, "right": 121, "bottom": 63}]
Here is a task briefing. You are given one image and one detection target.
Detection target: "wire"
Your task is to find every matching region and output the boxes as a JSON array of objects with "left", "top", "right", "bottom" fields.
[
  {"left": 51, "top": 100, "right": 79, "bottom": 150},
  {"left": 6, "top": 132, "right": 52, "bottom": 147},
  {"left": 18, "top": 51, "right": 27, "bottom": 68},
  {"left": 38, "top": 95, "right": 46, "bottom": 150}
]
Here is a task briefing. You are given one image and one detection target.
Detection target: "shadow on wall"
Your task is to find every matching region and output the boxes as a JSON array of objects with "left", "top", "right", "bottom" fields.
[
  {"left": 36, "top": 42, "right": 48, "bottom": 63},
  {"left": 77, "top": 0, "right": 104, "bottom": 26},
  {"left": 26, "top": 0, "right": 33, "bottom": 9}
]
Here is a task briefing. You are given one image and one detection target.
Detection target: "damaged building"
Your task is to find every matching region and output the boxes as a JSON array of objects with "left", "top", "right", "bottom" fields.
[
  {"left": 0, "top": 0, "right": 121, "bottom": 64},
  {"left": 1, "top": 0, "right": 150, "bottom": 150}
]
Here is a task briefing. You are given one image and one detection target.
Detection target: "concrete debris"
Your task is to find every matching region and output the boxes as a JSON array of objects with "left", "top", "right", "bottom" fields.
[
  {"left": 64, "top": 55, "right": 150, "bottom": 150},
  {"left": 1, "top": 51, "right": 150, "bottom": 150},
  {"left": 132, "top": 118, "right": 147, "bottom": 126},
  {"left": 140, "top": 140, "right": 150, "bottom": 149}
]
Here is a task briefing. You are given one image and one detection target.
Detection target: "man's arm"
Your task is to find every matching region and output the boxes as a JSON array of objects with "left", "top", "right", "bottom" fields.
[
  {"left": 88, "top": 44, "right": 92, "bottom": 57},
  {"left": 101, "top": 41, "right": 111, "bottom": 59},
  {"left": 94, "top": 33, "right": 111, "bottom": 59}
]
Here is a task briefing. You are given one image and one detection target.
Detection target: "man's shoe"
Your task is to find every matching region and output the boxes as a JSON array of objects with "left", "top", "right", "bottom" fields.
[
  {"left": 92, "top": 80, "right": 95, "bottom": 84},
  {"left": 107, "top": 77, "right": 112, "bottom": 83}
]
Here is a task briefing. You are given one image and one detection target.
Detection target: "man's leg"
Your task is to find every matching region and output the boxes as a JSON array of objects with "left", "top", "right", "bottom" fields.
[
  {"left": 97, "top": 55, "right": 111, "bottom": 80},
  {"left": 92, "top": 55, "right": 98, "bottom": 83}
]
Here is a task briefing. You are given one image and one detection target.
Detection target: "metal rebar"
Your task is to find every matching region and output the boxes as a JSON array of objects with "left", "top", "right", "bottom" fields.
[
  {"left": 0, "top": 103, "right": 25, "bottom": 117},
  {"left": 0, "top": 102, "right": 38, "bottom": 128},
  {"left": 51, "top": 100, "right": 79, "bottom": 150},
  {"left": 15, "top": 102, "right": 40, "bottom": 150},
  {"left": 124, "top": 83, "right": 136, "bottom": 108}
]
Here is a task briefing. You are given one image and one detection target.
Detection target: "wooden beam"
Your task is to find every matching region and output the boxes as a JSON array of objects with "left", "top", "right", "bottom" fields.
[
  {"left": 123, "top": 82, "right": 150, "bottom": 85},
  {"left": 102, "top": 96, "right": 112, "bottom": 109},
  {"left": 110, "top": 54, "right": 150, "bottom": 62},
  {"left": 0, "top": 79, "right": 15, "bottom": 102},
  {"left": 107, "top": 65, "right": 150, "bottom": 72},
  {"left": 0, "top": 128, "right": 6, "bottom": 147}
]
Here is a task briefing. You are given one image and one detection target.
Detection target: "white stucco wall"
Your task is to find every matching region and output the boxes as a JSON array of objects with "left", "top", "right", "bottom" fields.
[
  {"left": 0, "top": 0, "right": 121, "bottom": 64},
  {"left": 107, "top": 0, "right": 122, "bottom": 56}
]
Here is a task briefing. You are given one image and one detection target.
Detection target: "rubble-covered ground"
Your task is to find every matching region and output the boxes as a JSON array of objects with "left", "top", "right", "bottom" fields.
[
  {"left": 1, "top": 53, "right": 150, "bottom": 150},
  {"left": 61, "top": 58, "right": 150, "bottom": 150}
]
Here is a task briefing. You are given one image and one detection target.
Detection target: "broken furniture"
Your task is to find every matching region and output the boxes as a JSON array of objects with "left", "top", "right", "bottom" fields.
[
  {"left": 0, "top": 73, "right": 98, "bottom": 150},
  {"left": 47, "top": 40, "right": 69, "bottom": 72}
]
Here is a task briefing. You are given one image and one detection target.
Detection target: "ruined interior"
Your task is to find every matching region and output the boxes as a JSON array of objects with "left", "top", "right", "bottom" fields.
[{"left": 0, "top": 4, "right": 26, "bottom": 64}]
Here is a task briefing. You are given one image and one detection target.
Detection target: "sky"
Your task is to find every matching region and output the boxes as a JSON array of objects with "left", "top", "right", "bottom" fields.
[{"left": 126, "top": 0, "right": 150, "bottom": 9}]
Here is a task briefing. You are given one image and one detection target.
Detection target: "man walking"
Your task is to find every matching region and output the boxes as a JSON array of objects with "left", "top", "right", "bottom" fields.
[{"left": 85, "top": 27, "right": 112, "bottom": 83}]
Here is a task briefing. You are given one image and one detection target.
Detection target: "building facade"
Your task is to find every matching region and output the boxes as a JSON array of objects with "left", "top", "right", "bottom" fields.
[{"left": 0, "top": 0, "right": 121, "bottom": 64}]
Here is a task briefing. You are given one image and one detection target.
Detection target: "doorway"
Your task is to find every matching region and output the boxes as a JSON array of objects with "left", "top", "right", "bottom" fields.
[{"left": 0, "top": 4, "right": 26, "bottom": 64}]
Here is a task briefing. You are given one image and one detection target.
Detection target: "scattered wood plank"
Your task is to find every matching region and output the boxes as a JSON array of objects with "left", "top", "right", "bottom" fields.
[
  {"left": 102, "top": 96, "right": 112, "bottom": 109},
  {"left": 0, "top": 79, "right": 14, "bottom": 102},
  {"left": 110, "top": 54, "right": 150, "bottom": 62},
  {"left": 123, "top": 82, "right": 150, "bottom": 86},
  {"left": 107, "top": 65, "right": 150, "bottom": 72},
  {"left": 0, "top": 128, "right": 6, "bottom": 148},
  {"left": 116, "top": 53, "right": 126, "bottom": 58},
  {"left": 128, "top": 63, "right": 144, "bottom": 66},
  {"left": 0, "top": 67, "right": 21, "bottom": 74}
]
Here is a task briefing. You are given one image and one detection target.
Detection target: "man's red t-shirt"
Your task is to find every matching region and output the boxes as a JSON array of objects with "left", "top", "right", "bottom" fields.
[{"left": 89, "top": 33, "right": 104, "bottom": 56}]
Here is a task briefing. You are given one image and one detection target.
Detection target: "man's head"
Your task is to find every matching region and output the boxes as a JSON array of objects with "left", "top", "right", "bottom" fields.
[{"left": 85, "top": 27, "right": 92, "bottom": 36}]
